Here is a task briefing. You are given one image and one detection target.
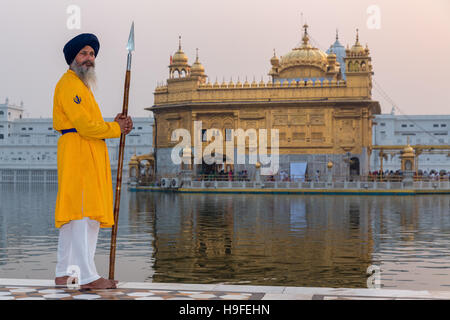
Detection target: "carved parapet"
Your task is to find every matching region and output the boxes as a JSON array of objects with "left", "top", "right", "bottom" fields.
[{"left": 151, "top": 80, "right": 377, "bottom": 105}]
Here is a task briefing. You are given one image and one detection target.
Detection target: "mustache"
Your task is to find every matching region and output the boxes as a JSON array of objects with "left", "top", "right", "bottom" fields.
[{"left": 81, "top": 60, "right": 95, "bottom": 68}]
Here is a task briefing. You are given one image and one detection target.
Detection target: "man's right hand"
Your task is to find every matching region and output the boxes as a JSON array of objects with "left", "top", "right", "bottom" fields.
[{"left": 115, "top": 114, "right": 133, "bottom": 135}]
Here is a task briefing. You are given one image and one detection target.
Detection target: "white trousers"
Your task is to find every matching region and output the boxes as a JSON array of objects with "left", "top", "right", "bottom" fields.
[{"left": 55, "top": 217, "right": 101, "bottom": 285}]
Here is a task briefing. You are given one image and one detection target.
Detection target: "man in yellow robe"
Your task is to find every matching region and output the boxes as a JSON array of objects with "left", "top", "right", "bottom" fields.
[{"left": 53, "top": 33, "right": 132, "bottom": 289}]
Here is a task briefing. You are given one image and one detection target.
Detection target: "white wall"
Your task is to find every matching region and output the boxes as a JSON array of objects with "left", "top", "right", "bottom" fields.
[{"left": 371, "top": 114, "right": 450, "bottom": 172}]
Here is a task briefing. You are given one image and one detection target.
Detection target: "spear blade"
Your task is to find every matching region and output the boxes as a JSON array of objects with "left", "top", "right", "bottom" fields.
[{"left": 127, "top": 21, "right": 135, "bottom": 52}]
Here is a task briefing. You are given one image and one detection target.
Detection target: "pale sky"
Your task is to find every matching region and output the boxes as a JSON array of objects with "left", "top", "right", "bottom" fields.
[{"left": 0, "top": 0, "right": 449, "bottom": 118}]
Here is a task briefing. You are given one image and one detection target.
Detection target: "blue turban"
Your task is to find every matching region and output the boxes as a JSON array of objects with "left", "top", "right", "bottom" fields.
[{"left": 63, "top": 33, "right": 100, "bottom": 65}]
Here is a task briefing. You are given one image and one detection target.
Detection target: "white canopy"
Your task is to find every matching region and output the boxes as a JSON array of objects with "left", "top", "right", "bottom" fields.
[{"left": 290, "top": 162, "right": 308, "bottom": 182}]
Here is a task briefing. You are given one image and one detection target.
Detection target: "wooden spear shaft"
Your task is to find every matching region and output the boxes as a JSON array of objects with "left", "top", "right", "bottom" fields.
[
  {"left": 109, "top": 22, "right": 134, "bottom": 281},
  {"left": 108, "top": 69, "right": 130, "bottom": 280}
]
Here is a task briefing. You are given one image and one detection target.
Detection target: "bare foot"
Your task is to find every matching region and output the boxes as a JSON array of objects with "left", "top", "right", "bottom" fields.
[
  {"left": 81, "top": 277, "right": 117, "bottom": 290},
  {"left": 55, "top": 276, "right": 78, "bottom": 286},
  {"left": 109, "top": 279, "right": 119, "bottom": 286}
]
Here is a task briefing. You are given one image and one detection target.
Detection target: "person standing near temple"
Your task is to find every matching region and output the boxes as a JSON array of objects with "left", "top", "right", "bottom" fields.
[{"left": 53, "top": 33, "right": 133, "bottom": 289}]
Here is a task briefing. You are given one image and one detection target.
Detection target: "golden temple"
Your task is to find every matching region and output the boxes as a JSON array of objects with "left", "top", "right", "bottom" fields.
[{"left": 146, "top": 24, "right": 381, "bottom": 179}]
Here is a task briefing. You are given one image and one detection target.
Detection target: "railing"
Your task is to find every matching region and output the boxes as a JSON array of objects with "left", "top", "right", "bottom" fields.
[
  {"left": 190, "top": 174, "right": 250, "bottom": 182},
  {"left": 0, "top": 168, "right": 130, "bottom": 184},
  {"left": 183, "top": 179, "right": 450, "bottom": 191},
  {"left": 0, "top": 169, "right": 58, "bottom": 184},
  {"left": 188, "top": 174, "right": 450, "bottom": 183}
]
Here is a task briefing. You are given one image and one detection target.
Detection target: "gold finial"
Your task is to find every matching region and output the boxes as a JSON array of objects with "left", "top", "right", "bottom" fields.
[
  {"left": 355, "top": 28, "right": 360, "bottom": 44},
  {"left": 195, "top": 48, "right": 199, "bottom": 61},
  {"left": 178, "top": 35, "right": 182, "bottom": 50},
  {"left": 302, "top": 23, "right": 310, "bottom": 45},
  {"left": 303, "top": 23, "right": 309, "bottom": 35}
]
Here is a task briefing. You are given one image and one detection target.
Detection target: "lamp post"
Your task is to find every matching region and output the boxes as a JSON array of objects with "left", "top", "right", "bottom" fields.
[
  {"left": 255, "top": 161, "right": 261, "bottom": 184},
  {"left": 327, "top": 160, "right": 333, "bottom": 183}
]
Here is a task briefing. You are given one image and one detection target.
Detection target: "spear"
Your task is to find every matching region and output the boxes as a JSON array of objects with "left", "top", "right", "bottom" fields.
[{"left": 109, "top": 21, "right": 135, "bottom": 281}]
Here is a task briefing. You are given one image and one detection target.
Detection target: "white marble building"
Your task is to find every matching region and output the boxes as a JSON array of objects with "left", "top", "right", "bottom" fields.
[
  {"left": 371, "top": 111, "right": 450, "bottom": 172},
  {"left": 0, "top": 98, "right": 154, "bottom": 183}
]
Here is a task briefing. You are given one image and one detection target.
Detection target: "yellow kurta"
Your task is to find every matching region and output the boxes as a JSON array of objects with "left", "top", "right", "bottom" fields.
[{"left": 53, "top": 69, "right": 121, "bottom": 229}]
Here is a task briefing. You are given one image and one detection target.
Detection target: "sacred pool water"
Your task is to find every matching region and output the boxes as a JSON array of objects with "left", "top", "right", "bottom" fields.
[{"left": 1, "top": 183, "right": 450, "bottom": 290}]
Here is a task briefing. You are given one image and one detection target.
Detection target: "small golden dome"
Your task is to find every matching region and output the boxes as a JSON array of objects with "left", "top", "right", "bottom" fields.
[
  {"left": 351, "top": 44, "right": 365, "bottom": 55},
  {"left": 221, "top": 78, "right": 228, "bottom": 88},
  {"left": 403, "top": 145, "right": 415, "bottom": 154},
  {"left": 259, "top": 78, "right": 266, "bottom": 87},
  {"left": 255, "top": 162, "right": 261, "bottom": 169},
  {"left": 350, "top": 29, "right": 365, "bottom": 55},
  {"left": 191, "top": 48, "right": 205, "bottom": 76},
  {"left": 270, "top": 49, "right": 280, "bottom": 67},
  {"left": 327, "top": 51, "right": 337, "bottom": 63},
  {"left": 172, "top": 50, "right": 188, "bottom": 64},
  {"left": 327, "top": 161, "right": 333, "bottom": 169},
  {"left": 172, "top": 36, "right": 189, "bottom": 65},
  {"left": 191, "top": 60, "right": 204, "bottom": 73},
  {"left": 129, "top": 154, "right": 139, "bottom": 165}
]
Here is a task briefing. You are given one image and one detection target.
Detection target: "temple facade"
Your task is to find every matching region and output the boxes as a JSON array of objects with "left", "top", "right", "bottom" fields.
[{"left": 148, "top": 25, "right": 381, "bottom": 180}]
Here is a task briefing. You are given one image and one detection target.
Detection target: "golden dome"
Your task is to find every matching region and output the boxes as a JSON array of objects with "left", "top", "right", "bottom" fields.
[
  {"left": 350, "top": 29, "right": 365, "bottom": 55},
  {"left": 403, "top": 144, "right": 415, "bottom": 154},
  {"left": 191, "top": 49, "right": 205, "bottom": 76},
  {"left": 172, "top": 36, "right": 189, "bottom": 65},
  {"left": 129, "top": 154, "right": 139, "bottom": 165},
  {"left": 278, "top": 24, "right": 328, "bottom": 73},
  {"left": 270, "top": 49, "right": 280, "bottom": 67},
  {"left": 327, "top": 51, "right": 337, "bottom": 61},
  {"left": 191, "top": 60, "right": 204, "bottom": 73},
  {"left": 172, "top": 50, "right": 188, "bottom": 64}
]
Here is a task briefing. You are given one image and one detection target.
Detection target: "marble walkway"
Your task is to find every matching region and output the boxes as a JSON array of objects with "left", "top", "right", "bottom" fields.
[{"left": 1, "top": 278, "right": 450, "bottom": 300}]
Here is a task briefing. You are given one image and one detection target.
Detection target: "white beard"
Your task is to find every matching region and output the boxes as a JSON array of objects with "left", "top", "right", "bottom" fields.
[{"left": 70, "top": 60, "right": 97, "bottom": 91}]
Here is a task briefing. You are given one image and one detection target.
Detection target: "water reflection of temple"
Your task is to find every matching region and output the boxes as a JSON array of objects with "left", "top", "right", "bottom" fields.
[
  {"left": 125, "top": 190, "right": 450, "bottom": 287},
  {"left": 141, "top": 193, "right": 374, "bottom": 287}
]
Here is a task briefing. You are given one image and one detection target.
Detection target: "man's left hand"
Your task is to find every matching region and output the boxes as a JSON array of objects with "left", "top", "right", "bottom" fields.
[{"left": 114, "top": 114, "right": 133, "bottom": 135}]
